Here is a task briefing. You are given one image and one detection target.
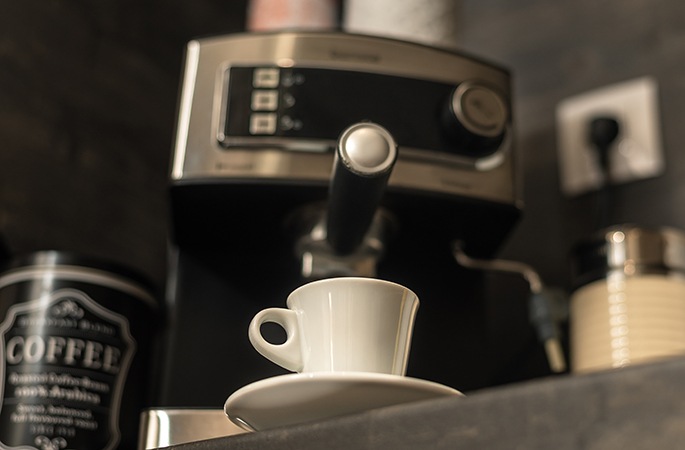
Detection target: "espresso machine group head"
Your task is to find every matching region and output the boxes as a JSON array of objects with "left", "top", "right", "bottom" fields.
[{"left": 162, "top": 31, "right": 522, "bottom": 406}]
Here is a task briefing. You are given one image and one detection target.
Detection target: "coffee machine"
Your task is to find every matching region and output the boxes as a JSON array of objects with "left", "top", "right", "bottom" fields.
[{"left": 157, "top": 31, "right": 521, "bottom": 408}]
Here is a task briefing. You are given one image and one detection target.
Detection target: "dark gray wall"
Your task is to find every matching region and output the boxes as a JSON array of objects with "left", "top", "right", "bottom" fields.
[{"left": 0, "top": 0, "right": 248, "bottom": 287}]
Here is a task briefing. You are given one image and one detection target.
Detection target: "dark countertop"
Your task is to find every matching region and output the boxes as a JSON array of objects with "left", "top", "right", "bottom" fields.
[{"left": 163, "top": 356, "right": 685, "bottom": 449}]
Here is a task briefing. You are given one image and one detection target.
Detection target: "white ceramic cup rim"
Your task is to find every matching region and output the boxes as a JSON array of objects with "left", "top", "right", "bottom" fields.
[{"left": 285, "top": 277, "right": 418, "bottom": 308}]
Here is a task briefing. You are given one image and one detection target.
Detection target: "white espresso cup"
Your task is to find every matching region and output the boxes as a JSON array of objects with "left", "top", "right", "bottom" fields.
[{"left": 248, "top": 277, "right": 419, "bottom": 375}]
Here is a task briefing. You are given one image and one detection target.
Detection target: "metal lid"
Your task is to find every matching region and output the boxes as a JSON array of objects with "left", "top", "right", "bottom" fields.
[
  {"left": 0, "top": 250, "right": 158, "bottom": 299},
  {"left": 572, "top": 225, "right": 685, "bottom": 288}
]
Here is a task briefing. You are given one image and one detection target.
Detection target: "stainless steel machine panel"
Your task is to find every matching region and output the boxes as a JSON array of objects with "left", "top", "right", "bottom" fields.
[
  {"left": 171, "top": 31, "right": 519, "bottom": 208},
  {"left": 138, "top": 409, "right": 244, "bottom": 449}
]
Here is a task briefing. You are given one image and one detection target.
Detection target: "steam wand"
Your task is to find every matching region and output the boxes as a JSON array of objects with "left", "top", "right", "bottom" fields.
[
  {"left": 293, "top": 122, "right": 398, "bottom": 279},
  {"left": 452, "top": 242, "right": 567, "bottom": 373},
  {"left": 327, "top": 122, "right": 398, "bottom": 255}
]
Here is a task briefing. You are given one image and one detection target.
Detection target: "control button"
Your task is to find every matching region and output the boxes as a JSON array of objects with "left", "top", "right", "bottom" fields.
[
  {"left": 251, "top": 90, "right": 279, "bottom": 111},
  {"left": 338, "top": 123, "right": 397, "bottom": 176},
  {"left": 453, "top": 84, "right": 507, "bottom": 137},
  {"left": 442, "top": 82, "right": 508, "bottom": 157},
  {"left": 253, "top": 68, "right": 280, "bottom": 88},
  {"left": 249, "top": 113, "right": 278, "bottom": 135}
]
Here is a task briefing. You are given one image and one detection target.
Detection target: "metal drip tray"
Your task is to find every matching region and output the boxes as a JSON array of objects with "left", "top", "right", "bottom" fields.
[{"left": 138, "top": 409, "right": 246, "bottom": 449}]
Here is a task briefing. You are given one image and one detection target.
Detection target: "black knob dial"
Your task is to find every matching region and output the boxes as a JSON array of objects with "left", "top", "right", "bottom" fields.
[{"left": 442, "top": 82, "right": 509, "bottom": 157}]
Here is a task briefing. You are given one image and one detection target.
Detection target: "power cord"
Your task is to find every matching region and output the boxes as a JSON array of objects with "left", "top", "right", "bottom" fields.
[{"left": 588, "top": 116, "right": 620, "bottom": 228}]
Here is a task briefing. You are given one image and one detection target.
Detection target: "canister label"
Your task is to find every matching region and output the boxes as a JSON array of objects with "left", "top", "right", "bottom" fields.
[{"left": 0, "top": 289, "right": 136, "bottom": 450}]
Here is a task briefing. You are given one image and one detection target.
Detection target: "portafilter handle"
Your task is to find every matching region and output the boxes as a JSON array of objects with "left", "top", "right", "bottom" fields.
[{"left": 327, "top": 122, "right": 398, "bottom": 255}]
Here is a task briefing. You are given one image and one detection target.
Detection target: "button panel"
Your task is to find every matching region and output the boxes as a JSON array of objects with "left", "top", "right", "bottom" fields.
[
  {"left": 222, "top": 66, "right": 510, "bottom": 159},
  {"left": 225, "top": 67, "right": 307, "bottom": 137},
  {"left": 249, "top": 70, "right": 283, "bottom": 135}
]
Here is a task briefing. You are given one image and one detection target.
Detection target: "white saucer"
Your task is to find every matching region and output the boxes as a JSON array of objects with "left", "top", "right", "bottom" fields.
[{"left": 224, "top": 372, "right": 462, "bottom": 431}]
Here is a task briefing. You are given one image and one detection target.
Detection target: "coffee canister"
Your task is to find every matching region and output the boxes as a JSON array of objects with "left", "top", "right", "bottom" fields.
[
  {"left": 0, "top": 251, "right": 158, "bottom": 450},
  {"left": 570, "top": 225, "right": 685, "bottom": 373}
]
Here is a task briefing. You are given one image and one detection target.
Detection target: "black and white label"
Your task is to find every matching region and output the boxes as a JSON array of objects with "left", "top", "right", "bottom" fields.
[{"left": 0, "top": 289, "right": 136, "bottom": 450}]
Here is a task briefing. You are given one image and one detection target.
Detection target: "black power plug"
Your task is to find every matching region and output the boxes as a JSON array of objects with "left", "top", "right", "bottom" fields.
[{"left": 588, "top": 116, "right": 621, "bottom": 185}]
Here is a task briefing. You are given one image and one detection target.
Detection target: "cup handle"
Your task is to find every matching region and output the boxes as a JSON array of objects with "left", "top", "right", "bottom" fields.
[{"left": 248, "top": 308, "right": 303, "bottom": 372}]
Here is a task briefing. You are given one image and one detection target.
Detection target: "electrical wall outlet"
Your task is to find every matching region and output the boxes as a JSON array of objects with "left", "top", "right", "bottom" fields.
[{"left": 555, "top": 77, "right": 663, "bottom": 197}]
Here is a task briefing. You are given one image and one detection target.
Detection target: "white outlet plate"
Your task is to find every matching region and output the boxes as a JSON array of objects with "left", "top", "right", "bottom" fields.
[{"left": 555, "top": 77, "right": 663, "bottom": 197}]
